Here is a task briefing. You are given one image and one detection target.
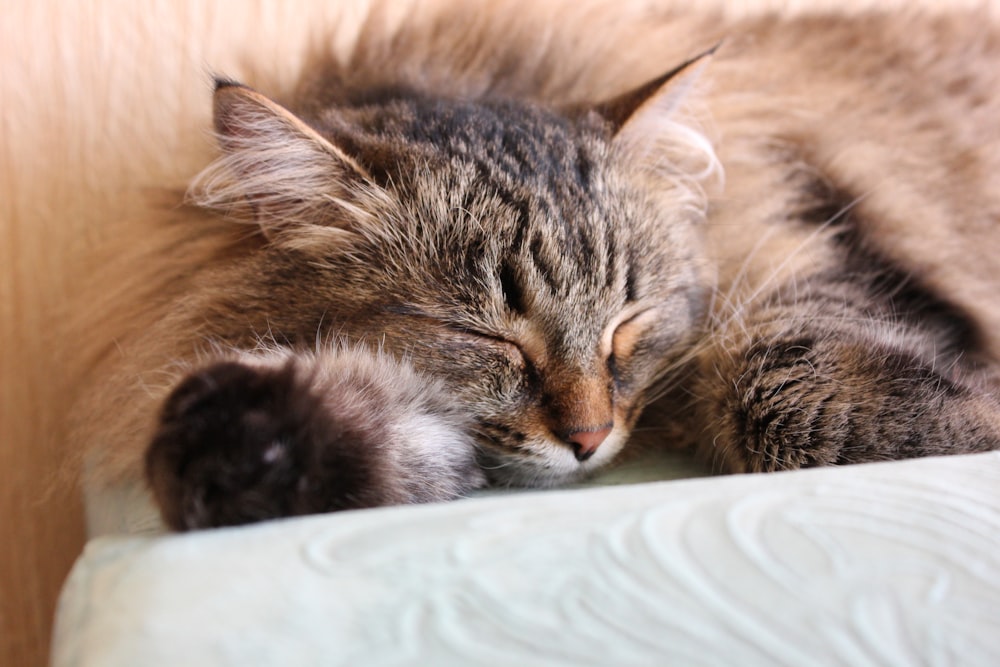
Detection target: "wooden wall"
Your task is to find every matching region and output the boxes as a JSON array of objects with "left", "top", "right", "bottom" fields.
[{"left": 0, "top": 4, "right": 364, "bottom": 663}]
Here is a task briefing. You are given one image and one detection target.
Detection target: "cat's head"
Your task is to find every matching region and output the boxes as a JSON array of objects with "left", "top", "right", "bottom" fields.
[{"left": 190, "top": 53, "right": 717, "bottom": 486}]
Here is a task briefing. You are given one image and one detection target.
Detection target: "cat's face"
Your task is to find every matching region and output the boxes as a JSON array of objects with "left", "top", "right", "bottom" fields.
[{"left": 195, "top": 80, "right": 711, "bottom": 486}]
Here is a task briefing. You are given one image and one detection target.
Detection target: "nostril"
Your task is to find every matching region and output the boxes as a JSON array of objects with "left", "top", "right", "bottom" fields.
[
  {"left": 571, "top": 442, "right": 596, "bottom": 462},
  {"left": 566, "top": 426, "right": 613, "bottom": 462}
]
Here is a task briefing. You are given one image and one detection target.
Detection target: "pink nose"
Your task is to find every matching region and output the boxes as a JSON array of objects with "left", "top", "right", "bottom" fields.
[{"left": 566, "top": 426, "right": 613, "bottom": 462}]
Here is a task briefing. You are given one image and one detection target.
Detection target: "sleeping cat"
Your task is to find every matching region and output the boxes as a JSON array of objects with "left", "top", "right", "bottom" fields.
[{"left": 74, "top": 3, "right": 1000, "bottom": 530}]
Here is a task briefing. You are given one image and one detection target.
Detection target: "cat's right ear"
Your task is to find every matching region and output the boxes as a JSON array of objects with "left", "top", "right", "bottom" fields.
[{"left": 190, "top": 79, "right": 378, "bottom": 240}]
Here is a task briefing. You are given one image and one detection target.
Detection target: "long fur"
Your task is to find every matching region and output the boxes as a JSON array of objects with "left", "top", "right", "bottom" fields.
[
  {"left": 9, "top": 2, "right": 1000, "bottom": 662},
  {"left": 57, "top": 0, "right": 1000, "bottom": 530}
]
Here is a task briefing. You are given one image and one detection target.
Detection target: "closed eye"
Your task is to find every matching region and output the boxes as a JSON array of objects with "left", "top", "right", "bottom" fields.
[
  {"left": 457, "top": 329, "right": 528, "bottom": 367},
  {"left": 607, "top": 308, "right": 660, "bottom": 362}
]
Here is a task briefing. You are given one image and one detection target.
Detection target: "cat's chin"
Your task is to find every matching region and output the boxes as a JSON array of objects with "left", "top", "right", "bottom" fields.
[{"left": 476, "top": 430, "right": 628, "bottom": 488}]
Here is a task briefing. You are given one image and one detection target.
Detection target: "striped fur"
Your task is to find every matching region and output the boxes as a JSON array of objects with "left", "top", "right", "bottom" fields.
[{"left": 71, "top": 2, "right": 1000, "bottom": 529}]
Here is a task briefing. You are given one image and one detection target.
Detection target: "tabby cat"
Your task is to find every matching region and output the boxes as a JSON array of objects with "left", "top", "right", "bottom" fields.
[{"left": 74, "top": 3, "right": 1000, "bottom": 530}]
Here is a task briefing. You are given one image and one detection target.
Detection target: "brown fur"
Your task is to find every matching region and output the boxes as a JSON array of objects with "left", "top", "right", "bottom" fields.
[{"left": 67, "top": 1, "right": 1000, "bottom": 529}]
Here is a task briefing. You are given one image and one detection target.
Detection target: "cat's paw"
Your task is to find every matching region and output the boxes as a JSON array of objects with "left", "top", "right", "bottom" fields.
[
  {"left": 702, "top": 336, "right": 1000, "bottom": 474},
  {"left": 146, "top": 360, "right": 349, "bottom": 529},
  {"left": 146, "top": 351, "right": 483, "bottom": 530}
]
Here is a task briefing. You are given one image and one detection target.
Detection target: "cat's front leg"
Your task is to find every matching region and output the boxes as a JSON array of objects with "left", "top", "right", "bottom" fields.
[
  {"left": 145, "top": 348, "right": 484, "bottom": 530},
  {"left": 693, "top": 310, "right": 1000, "bottom": 474}
]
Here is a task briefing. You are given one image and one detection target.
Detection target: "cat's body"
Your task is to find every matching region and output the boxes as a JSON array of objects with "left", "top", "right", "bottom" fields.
[{"left": 73, "top": 4, "right": 1000, "bottom": 530}]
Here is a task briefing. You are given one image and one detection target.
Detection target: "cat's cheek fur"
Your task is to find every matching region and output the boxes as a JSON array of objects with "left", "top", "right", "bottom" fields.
[{"left": 145, "top": 348, "right": 484, "bottom": 530}]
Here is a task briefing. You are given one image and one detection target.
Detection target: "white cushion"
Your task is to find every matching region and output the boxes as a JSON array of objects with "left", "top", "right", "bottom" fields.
[{"left": 53, "top": 452, "right": 1000, "bottom": 666}]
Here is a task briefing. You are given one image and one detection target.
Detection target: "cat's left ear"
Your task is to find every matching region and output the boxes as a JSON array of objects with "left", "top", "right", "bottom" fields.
[{"left": 593, "top": 43, "right": 719, "bottom": 136}]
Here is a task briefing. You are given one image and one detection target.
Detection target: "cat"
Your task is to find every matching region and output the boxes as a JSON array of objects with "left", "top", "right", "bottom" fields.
[{"left": 72, "top": 2, "right": 1000, "bottom": 530}]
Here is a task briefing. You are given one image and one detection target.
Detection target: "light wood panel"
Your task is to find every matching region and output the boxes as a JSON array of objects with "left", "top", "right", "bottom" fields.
[{"left": 1, "top": 4, "right": 366, "bottom": 663}]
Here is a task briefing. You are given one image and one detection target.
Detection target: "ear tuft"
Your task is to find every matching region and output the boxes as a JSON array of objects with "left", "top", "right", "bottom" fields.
[
  {"left": 212, "top": 76, "right": 243, "bottom": 92},
  {"left": 212, "top": 74, "right": 247, "bottom": 93}
]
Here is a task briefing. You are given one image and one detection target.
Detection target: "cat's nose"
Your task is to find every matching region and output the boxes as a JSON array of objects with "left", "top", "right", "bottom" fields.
[{"left": 566, "top": 426, "right": 613, "bottom": 462}]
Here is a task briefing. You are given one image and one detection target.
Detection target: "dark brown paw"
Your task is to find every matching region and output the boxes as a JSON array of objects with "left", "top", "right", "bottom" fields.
[{"left": 145, "top": 360, "right": 388, "bottom": 530}]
